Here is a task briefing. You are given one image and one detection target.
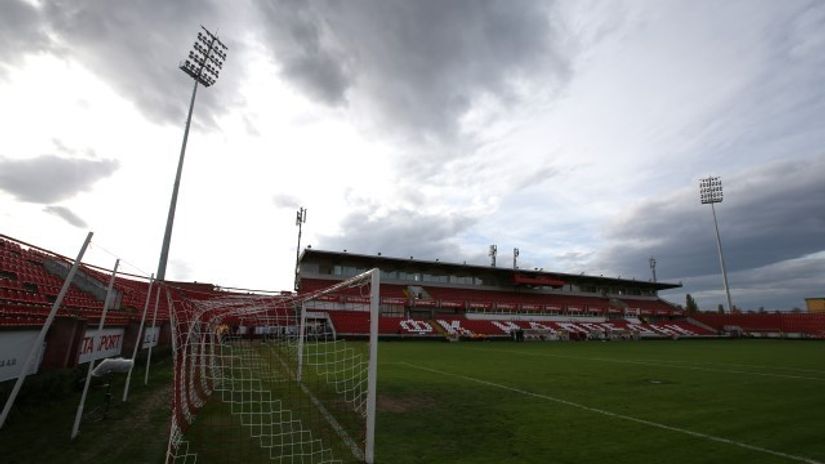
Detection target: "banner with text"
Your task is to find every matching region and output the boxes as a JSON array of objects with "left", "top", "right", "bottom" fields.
[
  {"left": 0, "top": 330, "right": 45, "bottom": 382},
  {"left": 78, "top": 327, "right": 124, "bottom": 364}
]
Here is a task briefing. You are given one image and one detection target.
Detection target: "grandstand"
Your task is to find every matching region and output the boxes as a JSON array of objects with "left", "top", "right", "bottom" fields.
[
  {"left": 0, "top": 234, "right": 171, "bottom": 376},
  {"left": 3, "top": 233, "right": 825, "bottom": 385},
  {"left": 296, "top": 249, "right": 716, "bottom": 340}
]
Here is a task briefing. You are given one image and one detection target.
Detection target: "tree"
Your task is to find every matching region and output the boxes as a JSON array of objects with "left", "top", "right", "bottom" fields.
[{"left": 685, "top": 294, "right": 699, "bottom": 314}]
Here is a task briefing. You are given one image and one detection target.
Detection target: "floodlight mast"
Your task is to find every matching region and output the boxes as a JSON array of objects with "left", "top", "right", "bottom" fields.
[
  {"left": 699, "top": 176, "right": 734, "bottom": 313},
  {"left": 294, "top": 207, "right": 307, "bottom": 291},
  {"left": 156, "top": 26, "right": 228, "bottom": 281}
]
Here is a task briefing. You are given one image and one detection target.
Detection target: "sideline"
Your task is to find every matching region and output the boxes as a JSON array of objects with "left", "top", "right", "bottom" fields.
[{"left": 400, "top": 362, "right": 824, "bottom": 464}]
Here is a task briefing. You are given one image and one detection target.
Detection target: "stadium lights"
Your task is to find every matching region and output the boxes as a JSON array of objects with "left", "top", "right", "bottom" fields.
[
  {"left": 294, "top": 207, "right": 307, "bottom": 291},
  {"left": 156, "top": 26, "right": 228, "bottom": 281},
  {"left": 513, "top": 248, "right": 519, "bottom": 269},
  {"left": 699, "top": 176, "right": 734, "bottom": 313},
  {"left": 489, "top": 244, "right": 497, "bottom": 267},
  {"left": 649, "top": 257, "right": 657, "bottom": 283}
]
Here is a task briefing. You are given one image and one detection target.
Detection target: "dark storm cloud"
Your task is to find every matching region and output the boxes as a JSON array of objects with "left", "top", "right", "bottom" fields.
[
  {"left": 255, "top": 0, "right": 350, "bottom": 105},
  {"left": 254, "top": 0, "right": 569, "bottom": 141},
  {"left": 597, "top": 156, "right": 825, "bottom": 280},
  {"left": 0, "top": 0, "right": 244, "bottom": 127},
  {"left": 319, "top": 206, "right": 480, "bottom": 263},
  {"left": 2, "top": 0, "right": 568, "bottom": 140},
  {"left": 661, "top": 252, "right": 825, "bottom": 311},
  {"left": 0, "top": 155, "right": 119, "bottom": 203},
  {"left": 43, "top": 205, "right": 88, "bottom": 228},
  {"left": 0, "top": 1, "right": 51, "bottom": 68},
  {"left": 595, "top": 156, "right": 825, "bottom": 309}
]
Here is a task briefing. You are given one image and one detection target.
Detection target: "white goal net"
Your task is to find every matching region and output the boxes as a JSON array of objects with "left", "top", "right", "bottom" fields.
[{"left": 165, "top": 269, "right": 379, "bottom": 464}]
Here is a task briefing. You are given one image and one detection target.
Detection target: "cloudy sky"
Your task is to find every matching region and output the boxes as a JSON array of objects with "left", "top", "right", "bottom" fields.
[{"left": 1, "top": 0, "right": 823, "bottom": 310}]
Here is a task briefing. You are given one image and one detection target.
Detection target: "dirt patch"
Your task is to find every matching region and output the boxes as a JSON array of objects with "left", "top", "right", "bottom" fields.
[{"left": 378, "top": 394, "right": 436, "bottom": 413}]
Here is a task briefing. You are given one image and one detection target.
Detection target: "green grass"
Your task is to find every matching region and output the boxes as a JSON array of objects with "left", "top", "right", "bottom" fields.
[
  {"left": 1, "top": 340, "right": 823, "bottom": 463},
  {"left": 375, "top": 340, "right": 825, "bottom": 463}
]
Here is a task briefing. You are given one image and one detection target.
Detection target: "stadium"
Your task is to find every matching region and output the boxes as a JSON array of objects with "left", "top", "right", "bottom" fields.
[
  {"left": 2, "top": 2, "right": 825, "bottom": 464},
  {"left": 1, "top": 232, "right": 824, "bottom": 463}
]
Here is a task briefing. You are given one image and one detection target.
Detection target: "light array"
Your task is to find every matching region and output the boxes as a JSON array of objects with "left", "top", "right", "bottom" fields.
[
  {"left": 699, "top": 176, "right": 723, "bottom": 204},
  {"left": 180, "top": 26, "right": 228, "bottom": 87}
]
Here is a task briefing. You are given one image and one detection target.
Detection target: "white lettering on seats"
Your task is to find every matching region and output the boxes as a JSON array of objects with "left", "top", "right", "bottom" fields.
[
  {"left": 400, "top": 320, "right": 433, "bottom": 334},
  {"left": 557, "top": 322, "right": 588, "bottom": 334},
  {"left": 528, "top": 322, "right": 554, "bottom": 331},
  {"left": 437, "top": 320, "right": 474, "bottom": 336},
  {"left": 492, "top": 321, "right": 521, "bottom": 333}
]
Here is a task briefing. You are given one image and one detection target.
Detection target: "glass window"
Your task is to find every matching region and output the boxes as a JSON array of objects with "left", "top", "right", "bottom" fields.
[{"left": 380, "top": 270, "right": 397, "bottom": 281}]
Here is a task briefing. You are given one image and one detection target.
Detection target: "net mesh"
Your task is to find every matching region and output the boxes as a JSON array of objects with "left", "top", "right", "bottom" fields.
[{"left": 165, "top": 271, "right": 377, "bottom": 463}]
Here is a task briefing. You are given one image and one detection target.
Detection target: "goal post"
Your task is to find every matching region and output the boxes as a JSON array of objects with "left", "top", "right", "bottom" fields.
[{"left": 165, "top": 268, "right": 381, "bottom": 463}]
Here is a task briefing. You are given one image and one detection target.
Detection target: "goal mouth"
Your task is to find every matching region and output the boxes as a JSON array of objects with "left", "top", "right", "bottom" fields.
[{"left": 165, "top": 269, "right": 380, "bottom": 463}]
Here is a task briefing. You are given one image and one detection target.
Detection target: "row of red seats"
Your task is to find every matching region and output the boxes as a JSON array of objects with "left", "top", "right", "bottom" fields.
[
  {"left": 0, "top": 288, "right": 49, "bottom": 304},
  {"left": 694, "top": 313, "right": 825, "bottom": 336}
]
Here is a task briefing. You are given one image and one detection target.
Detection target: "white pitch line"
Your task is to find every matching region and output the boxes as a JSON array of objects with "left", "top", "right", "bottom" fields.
[
  {"left": 470, "top": 348, "right": 825, "bottom": 382},
  {"left": 401, "top": 362, "right": 824, "bottom": 464}
]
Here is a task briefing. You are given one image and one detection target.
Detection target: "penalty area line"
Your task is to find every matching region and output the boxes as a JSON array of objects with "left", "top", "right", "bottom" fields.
[{"left": 400, "top": 362, "right": 823, "bottom": 464}]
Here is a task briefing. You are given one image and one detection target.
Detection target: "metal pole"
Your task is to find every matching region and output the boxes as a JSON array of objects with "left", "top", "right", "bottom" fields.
[
  {"left": 72, "top": 259, "right": 119, "bottom": 439},
  {"left": 296, "top": 302, "right": 306, "bottom": 382},
  {"left": 122, "top": 274, "right": 154, "bottom": 402},
  {"left": 294, "top": 217, "right": 303, "bottom": 291},
  {"left": 0, "top": 231, "right": 93, "bottom": 429},
  {"left": 157, "top": 80, "right": 199, "bottom": 281},
  {"left": 710, "top": 203, "right": 734, "bottom": 313},
  {"left": 144, "top": 284, "right": 163, "bottom": 385},
  {"left": 294, "top": 207, "right": 306, "bottom": 291},
  {"left": 365, "top": 269, "right": 380, "bottom": 464}
]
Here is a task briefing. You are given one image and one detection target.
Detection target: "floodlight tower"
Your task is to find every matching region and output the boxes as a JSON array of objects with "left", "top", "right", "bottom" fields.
[
  {"left": 156, "top": 26, "right": 228, "bottom": 281},
  {"left": 513, "top": 248, "right": 519, "bottom": 269},
  {"left": 649, "top": 257, "right": 657, "bottom": 282},
  {"left": 489, "top": 245, "right": 497, "bottom": 267},
  {"left": 699, "top": 176, "right": 734, "bottom": 313},
  {"left": 294, "top": 207, "right": 307, "bottom": 291}
]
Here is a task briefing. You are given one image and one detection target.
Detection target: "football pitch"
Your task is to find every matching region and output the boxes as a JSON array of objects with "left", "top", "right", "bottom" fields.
[
  {"left": 1, "top": 339, "right": 823, "bottom": 463},
  {"left": 375, "top": 340, "right": 825, "bottom": 464}
]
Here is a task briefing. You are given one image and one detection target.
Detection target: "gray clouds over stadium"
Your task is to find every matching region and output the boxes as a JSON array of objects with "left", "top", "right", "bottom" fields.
[{"left": 0, "top": 0, "right": 823, "bottom": 310}]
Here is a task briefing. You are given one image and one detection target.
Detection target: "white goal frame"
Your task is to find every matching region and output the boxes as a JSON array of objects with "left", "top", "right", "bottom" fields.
[{"left": 165, "top": 268, "right": 381, "bottom": 464}]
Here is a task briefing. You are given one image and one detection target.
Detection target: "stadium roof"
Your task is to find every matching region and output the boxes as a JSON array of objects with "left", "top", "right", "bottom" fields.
[{"left": 299, "top": 248, "right": 682, "bottom": 291}]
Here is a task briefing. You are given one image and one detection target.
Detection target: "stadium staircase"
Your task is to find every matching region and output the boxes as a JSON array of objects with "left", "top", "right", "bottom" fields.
[
  {"left": 430, "top": 319, "right": 449, "bottom": 337},
  {"left": 686, "top": 317, "right": 716, "bottom": 334}
]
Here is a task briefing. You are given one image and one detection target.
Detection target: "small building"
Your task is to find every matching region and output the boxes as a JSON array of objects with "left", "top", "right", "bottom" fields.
[{"left": 805, "top": 298, "right": 825, "bottom": 314}]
